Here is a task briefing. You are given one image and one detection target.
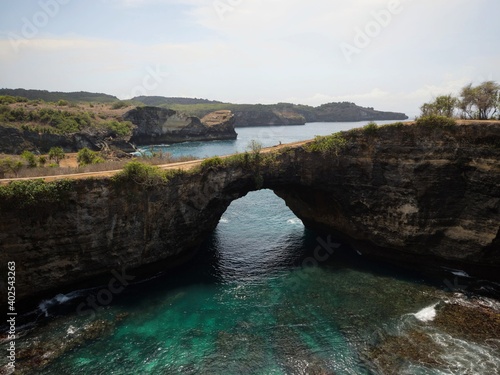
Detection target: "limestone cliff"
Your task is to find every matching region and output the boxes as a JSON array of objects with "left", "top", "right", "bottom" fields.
[
  {"left": 0, "top": 121, "right": 499, "bottom": 307},
  {"left": 124, "top": 107, "right": 237, "bottom": 145},
  {"left": 233, "top": 110, "right": 306, "bottom": 127}
]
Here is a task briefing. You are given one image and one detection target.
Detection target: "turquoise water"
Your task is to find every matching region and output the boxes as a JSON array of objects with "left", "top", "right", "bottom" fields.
[
  {"left": 3, "top": 122, "right": 500, "bottom": 374},
  {"left": 136, "top": 120, "right": 397, "bottom": 158}
]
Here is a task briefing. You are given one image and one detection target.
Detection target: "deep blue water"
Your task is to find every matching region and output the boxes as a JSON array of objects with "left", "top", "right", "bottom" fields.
[{"left": 3, "top": 122, "right": 500, "bottom": 374}]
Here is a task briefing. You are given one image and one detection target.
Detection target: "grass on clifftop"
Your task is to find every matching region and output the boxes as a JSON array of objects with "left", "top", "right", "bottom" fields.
[
  {"left": 416, "top": 115, "right": 457, "bottom": 127},
  {"left": 113, "top": 161, "right": 185, "bottom": 186},
  {"left": 305, "top": 133, "right": 348, "bottom": 156},
  {"left": 0, "top": 179, "right": 73, "bottom": 210},
  {"left": 0, "top": 95, "right": 135, "bottom": 136}
]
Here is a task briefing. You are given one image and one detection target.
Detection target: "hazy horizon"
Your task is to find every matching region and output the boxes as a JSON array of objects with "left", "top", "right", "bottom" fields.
[{"left": 1, "top": 0, "right": 499, "bottom": 118}]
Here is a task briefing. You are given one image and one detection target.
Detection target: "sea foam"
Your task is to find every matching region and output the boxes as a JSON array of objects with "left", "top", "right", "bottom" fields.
[{"left": 414, "top": 303, "right": 439, "bottom": 322}]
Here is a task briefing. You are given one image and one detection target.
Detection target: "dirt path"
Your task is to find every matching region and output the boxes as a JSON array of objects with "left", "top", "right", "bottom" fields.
[{"left": 0, "top": 140, "right": 310, "bottom": 184}]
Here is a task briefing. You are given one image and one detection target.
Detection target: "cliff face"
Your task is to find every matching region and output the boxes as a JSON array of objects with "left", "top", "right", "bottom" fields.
[
  {"left": 124, "top": 107, "right": 237, "bottom": 145},
  {"left": 0, "top": 125, "right": 134, "bottom": 154},
  {"left": 233, "top": 110, "right": 306, "bottom": 126},
  {"left": 275, "top": 124, "right": 500, "bottom": 273},
  {"left": 1, "top": 122, "right": 499, "bottom": 307},
  {"left": 311, "top": 102, "right": 408, "bottom": 122}
]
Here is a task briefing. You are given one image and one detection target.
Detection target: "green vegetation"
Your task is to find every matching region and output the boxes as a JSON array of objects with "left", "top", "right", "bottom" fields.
[
  {"left": 305, "top": 133, "right": 348, "bottom": 156},
  {"left": 0, "top": 96, "right": 136, "bottom": 137},
  {"left": 0, "top": 158, "right": 23, "bottom": 178},
  {"left": 363, "top": 121, "right": 379, "bottom": 135},
  {"left": 77, "top": 148, "right": 104, "bottom": 166},
  {"left": 111, "top": 101, "right": 131, "bottom": 110},
  {"left": 38, "top": 155, "right": 47, "bottom": 167},
  {"left": 113, "top": 161, "right": 169, "bottom": 186},
  {"left": 416, "top": 115, "right": 457, "bottom": 128},
  {"left": 21, "top": 151, "right": 37, "bottom": 168},
  {"left": 0, "top": 89, "right": 118, "bottom": 103},
  {"left": 48, "top": 147, "right": 65, "bottom": 165},
  {"left": 420, "top": 81, "right": 500, "bottom": 120},
  {"left": 420, "top": 95, "right": 457, "bottom": 118},
  {"left": 0, "top": 179, "right": 73, "bottom": 209},
  {"left": 0, "top": 95, "right": 28, "bottom": 105},
  {"left": 1, "top": 107, "right": 93, "bottom": 133},
  {"left": 200, "top": 156, "right": 225, "bottom": 169},
  {"left": 459, "top": 81, "right": 500, "bottom": 120},
  {"left": 102, "top": 120, "right": 134, "bottom": 136}
]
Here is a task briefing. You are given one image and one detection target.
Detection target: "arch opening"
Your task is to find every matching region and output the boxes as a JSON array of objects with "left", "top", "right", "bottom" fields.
[{"left": 199, "top": 189, "right": 317, "bottom": 284}]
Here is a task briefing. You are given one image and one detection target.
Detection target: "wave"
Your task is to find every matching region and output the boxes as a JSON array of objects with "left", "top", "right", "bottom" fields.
[
  {"left": 413, "top": 303, "right": 439, "bottom": 322},
  {"left": 38, "top": 291, "right": 86, "bottom": 317},
  {"left": 287, "top": 218, "right": 303, "bottom": 225}
]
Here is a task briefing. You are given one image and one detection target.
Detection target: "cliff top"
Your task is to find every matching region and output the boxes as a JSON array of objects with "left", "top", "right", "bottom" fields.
[{"left": 1, "top": 119, "right": 499, "bottom": 185}]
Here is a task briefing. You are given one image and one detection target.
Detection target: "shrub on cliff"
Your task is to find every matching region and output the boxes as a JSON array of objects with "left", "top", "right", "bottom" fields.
[
  {"left": 21, "top": 150, "right": 37, "bottom": 168},
  {"left": 0, "top": 179, "right": 73, "bottom": 210},
  {"left": 416, "top": 115, "right": 456, "bottom": 128},
  {"left": 201, "top": 156, "right": 225, "bottom": 170},
  {"left": 114, "top": 161, "right": 167, "bottom": 186},
  {"left": 0, "top": 95, "right": 28, "bottom": 105},
  {"left": 305, "top": 133, "right": 347, "bottom": 156},
  {"left": 77, "top": 148, "right": 104, "bottom": 166},
  {"left": 363, "top": 121, "right": 379, "bottom": 135},
  {"left": 111, "top": 101, "right": 130, "bottom": 110},
  {"left": 103, "top": 120, "right": 134, "bottom": 137}
]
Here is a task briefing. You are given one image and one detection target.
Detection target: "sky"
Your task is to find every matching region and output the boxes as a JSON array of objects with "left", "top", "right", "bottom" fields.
[{"left": 0, "top": 0, "right": 499, "bottom": 117}]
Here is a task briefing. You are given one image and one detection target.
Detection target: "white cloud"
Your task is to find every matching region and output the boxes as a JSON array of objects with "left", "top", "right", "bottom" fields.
[
  {"left": 0, "top": 0, "right": 499, "bottom": 117},
  {"left": 104, "top": 0, "right": 200, "bottom": 7}
]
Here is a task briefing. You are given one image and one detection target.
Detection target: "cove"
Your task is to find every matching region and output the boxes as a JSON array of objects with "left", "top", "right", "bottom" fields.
[{"left": 4, "top": 190, "right": 500, "bottom": 374}]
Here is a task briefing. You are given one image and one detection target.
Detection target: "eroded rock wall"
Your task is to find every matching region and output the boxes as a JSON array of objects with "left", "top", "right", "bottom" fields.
[
  {"left": 124, "top": 107, "right": 237, "bottom": 145},
  {"left": 0, "top": 122, "right": 499, "bottom": 307}
]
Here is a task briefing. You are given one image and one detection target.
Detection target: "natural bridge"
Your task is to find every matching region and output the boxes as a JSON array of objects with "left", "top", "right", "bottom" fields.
[{"left": 1, "top": 121, "right": 500, "bottom": 306}]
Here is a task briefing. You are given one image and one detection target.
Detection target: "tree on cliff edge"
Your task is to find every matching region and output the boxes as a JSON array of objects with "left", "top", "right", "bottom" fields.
[
  {"left": 459, "top": 81, "right": 500, "bottom": 120},
  {"left": 420, "top": 81, "right": 500, "bottom": 120},
  {"left": 420, "top": 95, "right": 457, "bottom": 118}
]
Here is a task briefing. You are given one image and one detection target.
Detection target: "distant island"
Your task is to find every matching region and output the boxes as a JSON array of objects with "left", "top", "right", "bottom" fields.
[{"left": 130, "top": 95, "right": 409, "bottom": 126}]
